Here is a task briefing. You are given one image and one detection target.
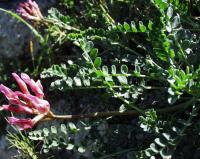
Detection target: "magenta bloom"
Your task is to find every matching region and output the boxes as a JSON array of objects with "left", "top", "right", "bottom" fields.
[
  {"left": 8, "top": 117, "right": 34, "bottom": 130},
  {"left": 16, "top": 0, "right": 43, "bottom": 21},
  {"left": 8, "top": 114, "right": 45, "bottom": 130},
  {"left": 0, "top": 73, "right": 50, "bottom": 130},
  {"left": 0, "top": 104, "right": 34, "bottom": 114}
]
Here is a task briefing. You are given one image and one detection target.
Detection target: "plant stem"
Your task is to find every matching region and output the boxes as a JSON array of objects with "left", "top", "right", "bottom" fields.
[
  {"left": 43, "top": 19, "right": 80, "bottom": 32},
  {"left": 90, "top": 35, "right": 142, "bottom": 57},
  {"left": 110, "top": 41, "right": 142, "bottom": 57},
  {"left": 60, "top": 85, "right": 165, "bottom": 90},
  {"left": 98, "top": 147, "right": 136, "bottom": 159},
  {"left": 99, "top": 0, "right": 115, "bottom": 24},
  {"left": 44, "top": 99, "right": 194, "bottom": 121},
  {"left": 112, "top": 90, "right": 145, "bottom": 114}
]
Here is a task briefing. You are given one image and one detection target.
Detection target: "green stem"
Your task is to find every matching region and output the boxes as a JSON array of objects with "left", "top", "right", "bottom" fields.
[
  {"left": 175, "top": 40, "right": 190, "bottom": 66},
  {"left": 112, "top": 89, "right": 145, "bottom": 114},
  {"left": 99, "top": 1, "right": 115, "bottom": 24},
  {"left": 111, "top": 41, "right": 143, "bottom": 57},
  {"left": 171, "top": 103, "right": 198, "bottom": 153},
  {"left": 43, "top": 19, "right": 80, "bottom": 32},
  {"left": 98, "top": 147, "right": 136, "bottom": 159},
  {"left": 90, "top": 35, "right": 142, "bottom": 57},
  {"left": 0, "top": 8, "right": 44, "bottom": 42},
  {"left": 59, "top": 85, "right": 165, "bottom": 90}
]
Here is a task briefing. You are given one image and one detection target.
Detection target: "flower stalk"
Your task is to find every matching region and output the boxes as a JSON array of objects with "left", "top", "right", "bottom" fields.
[{"left": 44, "top": 99, "right": 194, "bottom": 121}]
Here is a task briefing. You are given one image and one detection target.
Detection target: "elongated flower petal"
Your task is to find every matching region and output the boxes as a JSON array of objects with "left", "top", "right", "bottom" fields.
[
  {"left": 12, "top": 73, "right": 30, "bottom": 94},
  {"left": 8, "top": 117, "right": 34, "bottom": 130},
  {"left": 21, "top": 73, "right": 44, "bottom": 98},
  {"left": 36, "top": 80, "right": 43, "bottom": 91},
  {"left": 27, "top": 95, "right": 50, "bottom": 113},
  {"left": 15, "top": 92, "right": 49, "bottom": 113},
  {"left": 0, "top": 84, "right": 15, "bottom": 99},
  {"left": 0, "top": 104, "right": 34, "bottom": 114},
  {"left": 0, "top": 84, "right": 20, "bottom": 105}
]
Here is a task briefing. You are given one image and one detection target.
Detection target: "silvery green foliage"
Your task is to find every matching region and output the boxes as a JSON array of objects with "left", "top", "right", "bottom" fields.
[
  {"left": 3, "top": 0, "right": 200, "bottom": 158},
  {"left": 28, "top": 121, "right": 107, "bottom": 158},
  {"left": 29, "top": 122, "right": 93, "bottom": 156},
  {"left": 39, "top": 0, "right": 200, "bottom": 158},
  {"left": 139, "top": 105, "right": 199, "bottom": 159}
]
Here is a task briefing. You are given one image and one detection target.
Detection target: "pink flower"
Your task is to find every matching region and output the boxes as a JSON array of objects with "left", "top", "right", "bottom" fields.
[
  {"left": 0, "top": 84, "right": 21, "bottom": 105},
  {"left": 20, "top": 73, "right": 44, "bottom": 99},
  {"left": 12, "top": 73, "right": 29, "bottom": 94},
  {"left": 0, "top": 104, "right": 34, "bottom": 114},
  {"left": 16, "top": 92, "right": 49, "bottom": 113},
  {"left": 8, "top": 114, "right": 45, "bottom": 130},
  {"left": 0, "top": 73, "right": 50, "bottom": 130},
  {"left": 8, "top": 117, "right": 34, "bottom": 130},
  {"left": 16, "top": 0, "right": 44, "bottom": 21}
]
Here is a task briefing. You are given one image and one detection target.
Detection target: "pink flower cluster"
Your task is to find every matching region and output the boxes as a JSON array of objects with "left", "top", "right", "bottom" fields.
[
  {"left": 16, "top": 0, "right": 43, "bottom": 21},
  {"left": 0, "top": 73, "right": 50, "bottom": 130}
]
